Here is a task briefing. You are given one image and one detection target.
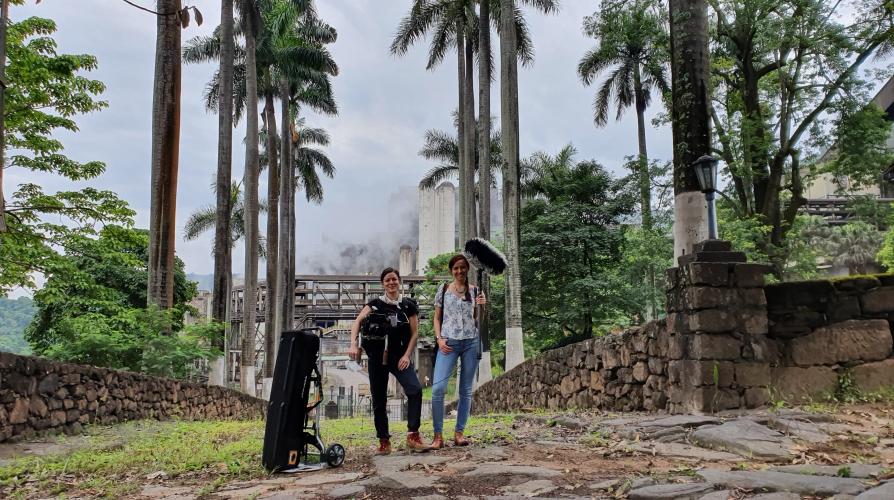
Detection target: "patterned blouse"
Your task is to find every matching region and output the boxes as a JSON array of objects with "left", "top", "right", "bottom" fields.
[{"left": 434, "top": 284, "right": 478, "bottom": 340}]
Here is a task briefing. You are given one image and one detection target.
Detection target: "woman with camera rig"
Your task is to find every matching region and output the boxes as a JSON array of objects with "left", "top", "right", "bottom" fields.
[{"left": 348, "top": 267, "right": 429, "bottom": 454}]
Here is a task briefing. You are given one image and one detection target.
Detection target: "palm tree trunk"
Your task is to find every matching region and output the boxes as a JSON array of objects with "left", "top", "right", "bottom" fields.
[
  {"left": 633, "top": 65, "right": 652, "bottom": 231},
  {"left": 500, "top": 0, "right": 524, "bottom": 370},
  {"left": 669, "top": 0, "right": 710, "bottom": 258},
  {"left": 210, "top": 0, "right": 235, "bottom": 386},
  {"left": 278, "top": 79, "right": 293, "bottom": 339},
  {"left": 148, "top": 0, "right": 182, "bottom": 318},
  {"left": 289, "top": 159, "right": 297, "bottom": 326},
  {"left": 477, "top": 0, "right": 493, "bottom": 384},
  {"left": 456, "top": 24, "right": 468, "bottom": 246},
  {"left": 464, "top": 32, "right": 478, "bottom": 246},
  {"left": 263, "top": 89, "right": 279, "bottom": 379},
  {"left": 241, "top": 8, "right": 260, "bottom": 395}
]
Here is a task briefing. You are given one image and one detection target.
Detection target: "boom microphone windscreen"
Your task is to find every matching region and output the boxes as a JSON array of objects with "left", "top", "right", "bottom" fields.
[{"left": 463, "top": 238, "right": 507, "bottom": 275}]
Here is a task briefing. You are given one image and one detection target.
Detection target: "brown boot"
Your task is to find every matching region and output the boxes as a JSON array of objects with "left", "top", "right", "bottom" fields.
[
  {"left": 375, "top": 438, "right": 391, "bottom": 455},
  {"left": 454, "top": 431, "right": 470, "bottom": 447},
  {"left": 406, "top": 432, "right": 430, "bottom": 453},
  {"left": 429, "top": 432, "right": 445, "bottom": 450}
]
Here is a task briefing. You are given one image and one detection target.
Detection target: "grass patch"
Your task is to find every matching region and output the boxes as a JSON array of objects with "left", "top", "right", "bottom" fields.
[{"left": 1, "top": 413, "right": 518, "bottom": 497}]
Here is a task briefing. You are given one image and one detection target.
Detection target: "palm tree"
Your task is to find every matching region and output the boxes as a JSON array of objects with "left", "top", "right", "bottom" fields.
[
  {"left": 210, "top": 0, "right": 236, "bottom": 386},
  {"left": 183, "top": 181, "right": 268, "bottom": 254},
  {"left": 148, "top": 0, "right": 183, "bottom": 316},
  {"left": 184, "top": 0, "right": 336, "bottom": 388},
  {"left": 390, "top": 0, "right": 556, "bottom": 245},
  {"left": 418, "top": 123, "right": 502, "bottom": 190},
  {"left": 668, "top": 0, "right": 710, "bottom": 257},
  {"left": 578, "top": 0, "right": 668, "bottom": 231},
  {"left": 499, "top": 0, "right": 523, "bottom": 370}
]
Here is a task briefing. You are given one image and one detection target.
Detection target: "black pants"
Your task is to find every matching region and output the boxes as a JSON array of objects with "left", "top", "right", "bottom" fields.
[{"left": 362, "top": 338, "right": 422, "bottom": 439}]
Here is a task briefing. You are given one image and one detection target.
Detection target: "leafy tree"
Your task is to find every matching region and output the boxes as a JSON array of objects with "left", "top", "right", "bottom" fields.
[
  {"left": 0, "top": 15, "right": 131, "bottom": 293},
  {"left": 0, "top": 297, "right": 35, "bottom": 355},
  {"left": 519, "top": 145, "right": 637, "bottom": 351},
  {"left": 25, "top": 226, "right": 216, "bottom": 378},
  {"left": 579, "top": 0, "right": 669, "bottom": 230},
  {"left": 709, "top": 0, "right": 894, "bottom": 274}
]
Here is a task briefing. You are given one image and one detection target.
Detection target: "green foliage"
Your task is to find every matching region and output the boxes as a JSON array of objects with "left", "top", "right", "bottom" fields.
[
  {"left": 0, "top": 15, "right": 132, "bottom": 292},
  {"left": 619, "top": 215, "right": 674, "bottom": 320},
  {"left": 877, "top": 203, "right": 894, "bottom": 270},
  {"left": 24, "top": 226, "right": 216, "bottom": 378},
  {"left": 519, "top": 145, "right": 638, "bottom": 351},
  {"left": 823, "top": 105, "right": 894, "bottom": 190},
  {"left": 0, "top": 297, "right": 35, "bottom": 355}
]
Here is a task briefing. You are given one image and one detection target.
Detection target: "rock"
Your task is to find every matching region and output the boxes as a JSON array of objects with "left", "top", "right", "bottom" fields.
[
  {"left": 552, "top": 416, "right": 587, "bottom": 430},
  {"left": 748, "top": 494, "right": 802, "bottom": 500},
  {"left": 139, "top": 485, "right": 196, "bottom": 499},
  {"left": 855, "top": 481, "right": 894, "bottom": 499},
  {"left": 638, "top": 415, "right": 721, "bottom": 428},
  {"left": 411, "top": 496, "right": 447, "bottom": 500},
  {"left": 769, "top": 464, "right": 882, "bottom": 479},
  {"left": 690, "top": 419, "right": 794, "bottom": 461},
  {"left": 289, "top": 472, "right": 363, "bottom": 486},
  {"left": 769, "top": 366, "right": 838, "bottom": 401},
  {"left": 590, "top": 478, "right": 621, "bottom": 490},
  {"left": 464, "top": 463, "right": 561, "bottom": 478},
  {"left": 789, "top": 320, "right": 892, "bottom": 365},
  {"left": 766, "top": 418, "right": 830, "bottom": 444},
  {"left": 860, "top": 286, "right": 894, "bottom": 314},
  {"left": 852, "top": 360, "right": 894, "bottom": 392},
  {"left": 628, "top": 482, "right": 715, "bottom": 500},
  {"left": 630, "top": 477, "right": 657, "bottom": 489},
  {"left": 327, "top": 483, "right": 365, "bottom": 499},
  {"left": 630, "top": 442, "right": 741, "bottom": 462},
  {"left": 499, "top": 479, "right": 558, "bottom": 496},
  {"left": 698, "top": 491, "right": 734, "bottom": 500},
  {"left": 9, "top": 397, "right": 29, "bottom": 424},
  {"left": 697, "top": 469, "right": 866, "bottom": 496},
  {"left": 37, "top": 373, "right": 59, "bottom": 395}
]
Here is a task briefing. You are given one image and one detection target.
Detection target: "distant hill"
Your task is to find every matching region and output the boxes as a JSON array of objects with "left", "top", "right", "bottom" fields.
[
  {"left": 186, "top": 273, "right": 244, "bottom": 293},
  {"left": 0, "top": 296, "right": 35, "bottom": 355}
]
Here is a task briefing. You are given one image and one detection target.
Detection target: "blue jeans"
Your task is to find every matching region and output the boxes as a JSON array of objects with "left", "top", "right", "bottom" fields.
[{"left": 431, "top": 337, "right": 478, "bottom": 434}]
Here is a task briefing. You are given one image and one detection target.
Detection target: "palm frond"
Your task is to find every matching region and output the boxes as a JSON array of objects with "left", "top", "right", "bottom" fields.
[
  {"left": 419, "top": 164, "right": 459, "bottom": 189},
  {"left": 183, "top": 206, "right": 217, "bottom": 241}
]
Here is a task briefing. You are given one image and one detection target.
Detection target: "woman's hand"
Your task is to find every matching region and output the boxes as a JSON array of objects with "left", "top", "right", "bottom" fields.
[
  {"left": 476, "top": 292, "right": 487, "bottom": 306},
  {"left": 437, "top": 337, "right": 453, "bottom": 354},
  {"left": 348, "top": 343, "right": 360, "bottom": 361},
  {"left": 398, "top": 355, "right": 411, "bottom": 371}
]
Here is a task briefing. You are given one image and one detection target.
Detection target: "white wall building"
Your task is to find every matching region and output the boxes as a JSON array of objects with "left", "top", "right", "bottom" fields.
[{"left": 416, "top": 182, "right": 456, "bottom": 273}]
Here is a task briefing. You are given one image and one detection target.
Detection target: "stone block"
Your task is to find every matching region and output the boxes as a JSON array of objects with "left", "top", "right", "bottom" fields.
[
  {"left": 738, "top": 309, "right": 769, "bottom": 335},
  {"left": 665, "top": 267, "right": 681, "bottom": 291},
  {"left": 832, "top": 275, "right": 881, "bottom": 292},
  {"left": 632, "top": 361, "right": 649, "bottom": 382},
  {"left": 735, "top": 362, "right": 771, "bottom": 387},
  {"left": 685, "top": 287, "right": 738, "bottom": 309},
  {"left": 667, "top": 333, "right": 687, "bottom": 359},
  {"left": 878, "top": 273, "right": 894, "bottom": 286},
  {"left": 851, "top": 359, "right": 894, "bottom": 392},
  {"left": 765, "top": 280, "right": 836, "bottom": 310},
  {"left": 668, "top": 359, "right": 734, "bottom": 387},
  {"left": 647, "top": 357, "right": 665, "bottom": 375},
  {"left": 789, "top": 319, "right": 892, "bottom": 366},
  {"left": 6, "top": 373, "right": 36, "bottom": 396},
  {"left": 861, "top": 286, "right": 894, "bottom": 315},
  {"left": 689, "top": 309, "right": 737, "bottom": 333},
  {"left": 829, "top": 296, "right": 862, "bottom": 323},
  {"left": 678, "top": 251, "right": 747, "bottom": 266},
  {"left": 9, "top": 398, "right": 29, "bottom": 424},
  {"left": 770, "top": 366, "right": 838, "bottom": 401},
  {"left": 29, "top": 396, "right": 48, "bottom": 418},
  {"left": 686, "top": 262, "right": 731, "bottom": 287},
  {"left": 738, "top": 288, "right": 768, "bottom": 307},
  {"left": 693, "top": 239, "right": 733, "bottom": 252},
  {"left": 734, "top": 263, "right": 772, "bottom": 288},
  {"left": 689, "top": 334, "right": 743, "bottom": 360},
  {"left": 669, "top": 385, "right": 740, "bottom": 413},
  {"left": 37, "top": 373, "right": 59, "bottom": 395},
  {"left": 744, "top": 387, "right": 771, "bottom": 407}
]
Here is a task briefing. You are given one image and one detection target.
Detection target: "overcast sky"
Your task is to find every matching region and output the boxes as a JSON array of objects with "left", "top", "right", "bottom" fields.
[{"left": 10, "top": 0, "right": 676, "bottom": 287}]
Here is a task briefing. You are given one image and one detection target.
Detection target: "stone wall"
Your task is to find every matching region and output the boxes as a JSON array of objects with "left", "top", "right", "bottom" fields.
[
  {"left": 0, "top": 352, "right": 266, "bottom": 443},
  {"left": 469, "top": 239, "right": 894, "bottom": 415},
  {"left": 471, "top": 321, "right": 669, "bottom": 414},
  {"left": 764, "top": 275, "right": 894, "bottom": 401}
]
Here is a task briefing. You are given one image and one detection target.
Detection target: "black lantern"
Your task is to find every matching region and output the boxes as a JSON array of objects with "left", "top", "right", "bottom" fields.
[{"left": 691, "top": 155, "right": 719, "bottom": 239}]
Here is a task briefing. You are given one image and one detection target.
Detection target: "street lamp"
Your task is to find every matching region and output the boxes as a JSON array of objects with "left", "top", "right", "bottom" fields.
[{"left": 692, "top": 155, "right": 719, "bottom": 240}]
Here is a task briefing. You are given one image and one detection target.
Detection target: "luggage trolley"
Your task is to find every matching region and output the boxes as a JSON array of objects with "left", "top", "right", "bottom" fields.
[{"left": 262, "top": 327, "right": 346, "bottom": 472}]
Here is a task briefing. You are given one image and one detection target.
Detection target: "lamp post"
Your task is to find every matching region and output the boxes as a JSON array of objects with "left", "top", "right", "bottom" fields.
[{"left": 692, "top": 155, "right": 719, "bottom": 240}]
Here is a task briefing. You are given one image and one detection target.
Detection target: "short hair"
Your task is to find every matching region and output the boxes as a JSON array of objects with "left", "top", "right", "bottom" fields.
[
  {"left": 379, "top": 267, "right": 401, "bottom": 283},
  {"left": 448, "top": 254, "right": 470, "bottom": 271}
]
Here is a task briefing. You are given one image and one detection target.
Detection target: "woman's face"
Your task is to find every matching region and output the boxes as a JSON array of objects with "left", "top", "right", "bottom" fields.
[
  {"left": 382, "top": 272, "right": 401, "bottom": 295},
  {"left": 451, "top": 259, "right": 469, "bottom": 282}
]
